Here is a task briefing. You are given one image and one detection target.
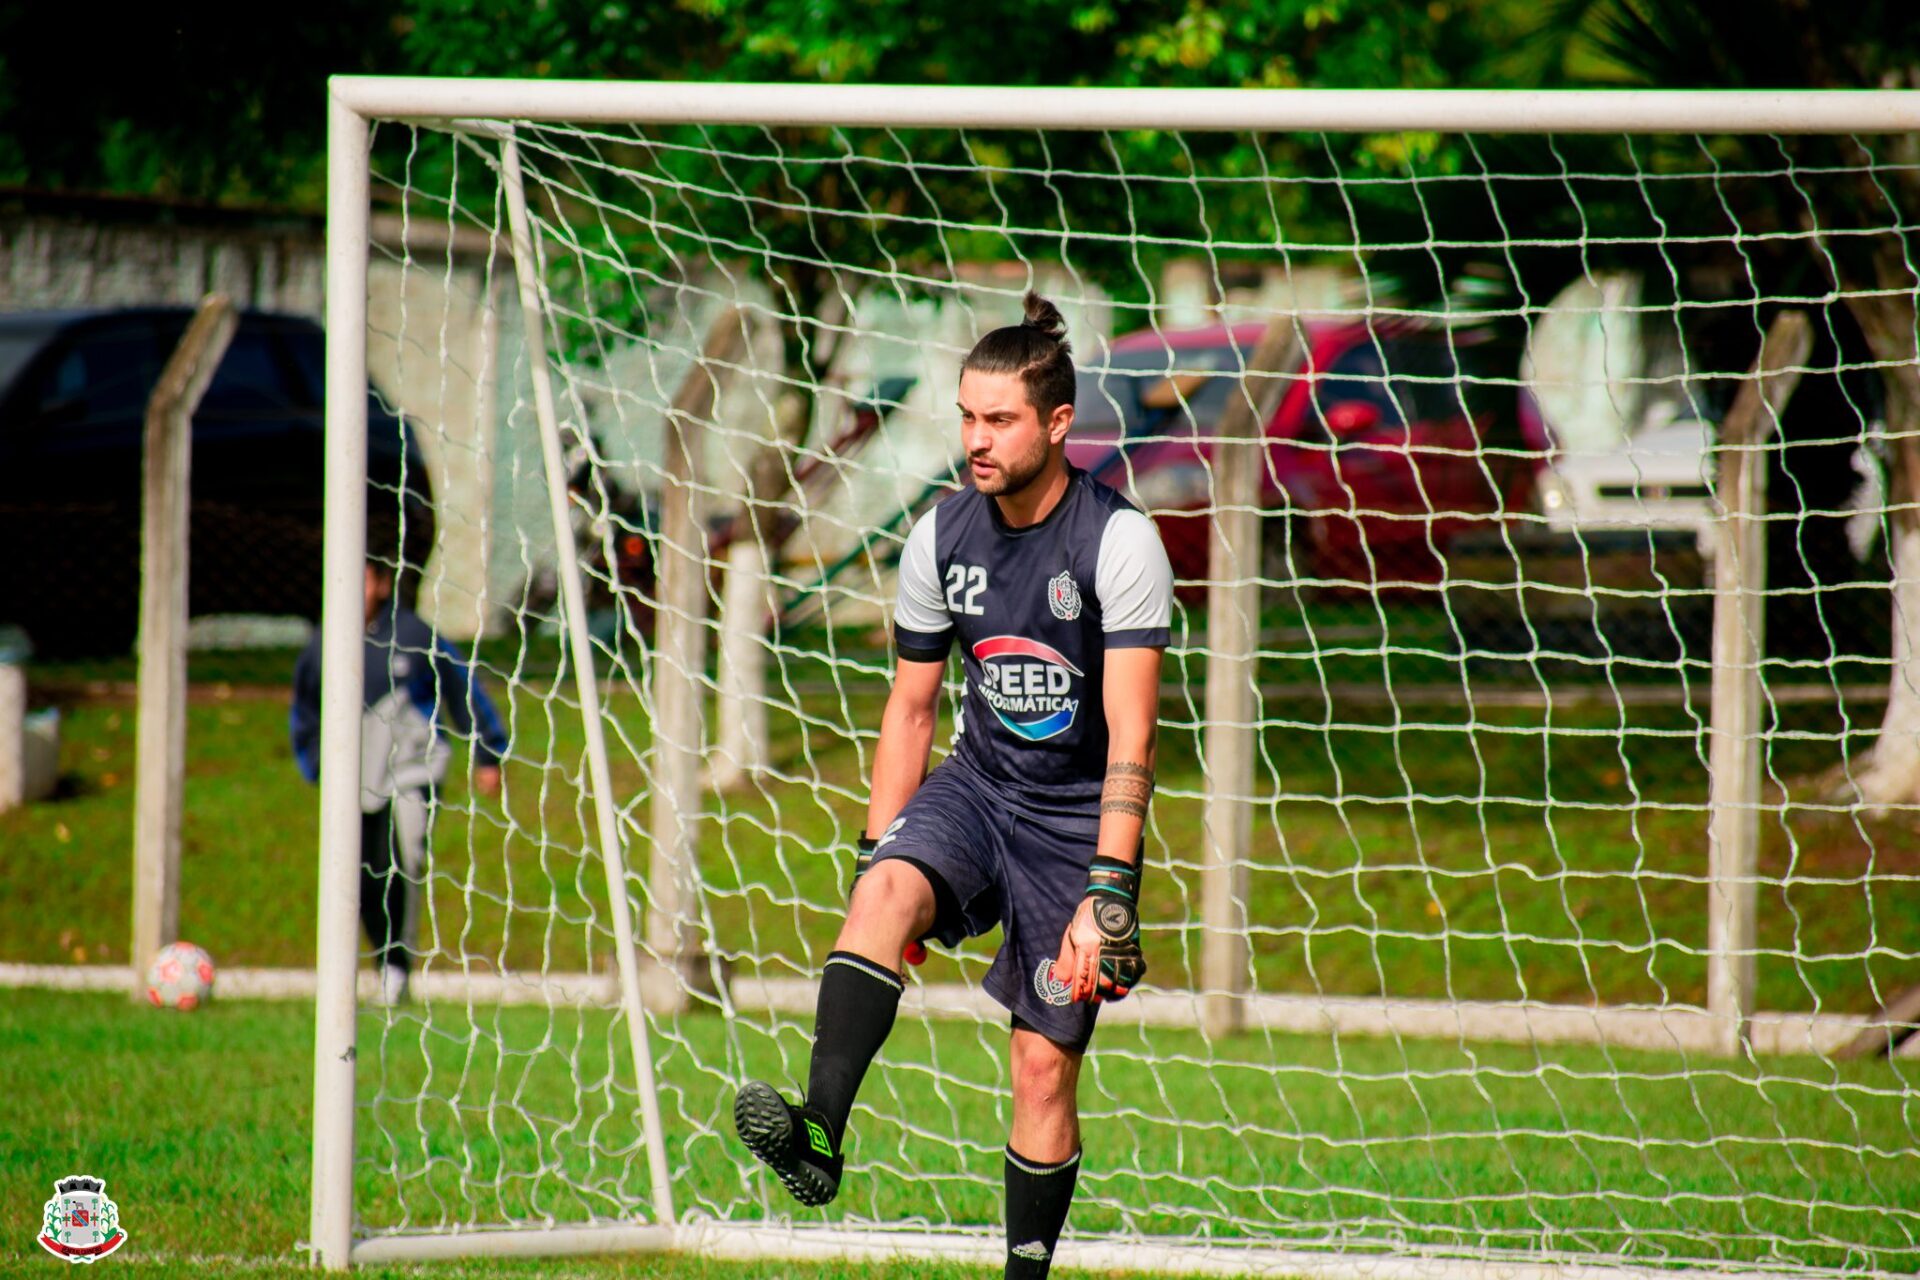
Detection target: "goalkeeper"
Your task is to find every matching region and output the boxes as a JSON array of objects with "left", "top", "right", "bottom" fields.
[{"left": 734, "top": 292, "right": 1171, "bottom": 1280}]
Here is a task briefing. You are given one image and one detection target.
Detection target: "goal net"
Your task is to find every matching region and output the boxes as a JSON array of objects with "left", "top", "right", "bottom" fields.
[{"left": 315, "top": 83, "right": 1920, "bottom": 1276}]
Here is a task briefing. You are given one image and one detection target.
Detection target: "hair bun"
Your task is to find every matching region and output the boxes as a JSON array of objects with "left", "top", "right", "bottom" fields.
[
  {"left": 1020, "top": 290, "right": 1068, "bottom": 341},
  {"left": 960, "top": 290, "right": 1076, "bottom": 415}
]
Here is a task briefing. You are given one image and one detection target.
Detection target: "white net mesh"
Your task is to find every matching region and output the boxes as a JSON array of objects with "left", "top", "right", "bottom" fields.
[{"left": 342, "top": 110, "right": 1920, "bottom": 1273}]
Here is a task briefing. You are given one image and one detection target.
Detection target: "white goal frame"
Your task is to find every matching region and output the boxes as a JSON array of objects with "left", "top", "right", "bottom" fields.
[{"left": 313, "top": 79, "right": 1920, "bottom": 1274}]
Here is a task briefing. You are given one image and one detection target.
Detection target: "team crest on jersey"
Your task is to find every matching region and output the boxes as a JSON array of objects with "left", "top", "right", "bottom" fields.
[
  {"left": 39, "top": 1176, "right": 125, "bottom": 1263},
  {"left": 973, "top": 636, "right": 1082, "bottom": 741},
  {"left": 1047, "top": 570, "right": 1082, "bottom": 621}
]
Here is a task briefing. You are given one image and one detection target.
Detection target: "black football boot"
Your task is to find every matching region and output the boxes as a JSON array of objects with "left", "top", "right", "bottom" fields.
[{"left": 732, "top": 1080, "right": 844, "bottom": 1207}]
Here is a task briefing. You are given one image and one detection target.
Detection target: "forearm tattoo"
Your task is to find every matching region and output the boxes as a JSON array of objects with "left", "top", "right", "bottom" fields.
[{"left": 1101, "top": 760, "right": 1155, "bottom": 821}]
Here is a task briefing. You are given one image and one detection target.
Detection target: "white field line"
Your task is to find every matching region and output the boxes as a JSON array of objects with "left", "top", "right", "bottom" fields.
[
  {"left": 76, "top": 1252, "right": 316, "bottom": 1273},
  {"left": 5, "top": 962, "right": 1891, "bottom": 1056}
]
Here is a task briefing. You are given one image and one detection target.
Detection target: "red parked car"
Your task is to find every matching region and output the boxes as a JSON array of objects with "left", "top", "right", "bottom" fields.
[{"left": 1065, "top": 321, "right": 1541, "bottom": 587}]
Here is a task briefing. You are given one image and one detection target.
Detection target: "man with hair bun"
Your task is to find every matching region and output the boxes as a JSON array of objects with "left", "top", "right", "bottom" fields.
[{"left": 734, "top": 291, "right": 1173, "bottom": 1279}]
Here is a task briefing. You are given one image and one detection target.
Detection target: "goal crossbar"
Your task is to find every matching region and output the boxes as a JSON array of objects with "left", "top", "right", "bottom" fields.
[{"left": 328, "top": 78, "right": 1920, "bottom": 134}]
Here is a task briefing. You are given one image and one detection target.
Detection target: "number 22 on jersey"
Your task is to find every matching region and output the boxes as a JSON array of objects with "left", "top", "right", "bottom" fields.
[{"left": 944, "top": 565, "right": 987, "bottom": 616}]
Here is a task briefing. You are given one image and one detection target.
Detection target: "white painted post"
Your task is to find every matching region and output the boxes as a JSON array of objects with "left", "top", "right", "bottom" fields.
[
  {"left": 1706, "top": 310, "right": 1809, "bottom": 1056},
  {"left": 311, "top": 87, "right": 371, "bottom": 1273},
  {"left": 1162, "top": 258, "right": 1215, "bottom": 328},
  {"left": 0, "top": 663, "right": 25, "bottom": 813},
  {"left": 1201, "top": 316, "right": 1297, "bottom": 1041},
  {"left": 469, "top": 272, "right": 504, "bottom": 637},
  {"left": 714, "top": 536, "right": 771, "bottom": 789},
  {"left": 646, "top": 311, "right": 746, "bottom": 1008},
  {"left": 714, "top": 315, "right": 833, "bottom": 795},
  {"left": 131, "top": 293, "right": 235, "bottom": 997}
]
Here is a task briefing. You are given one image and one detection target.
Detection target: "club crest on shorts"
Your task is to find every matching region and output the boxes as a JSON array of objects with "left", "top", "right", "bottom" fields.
[
  {"left": 38, "top": 1175, "right": 125, "bottom": 1264},
  {"left": 1033, "top": 958, "right": 1074, "bottom": 1007},
  {"left": 1046, "top": 570, "right": 1082, "bottom": 621}
]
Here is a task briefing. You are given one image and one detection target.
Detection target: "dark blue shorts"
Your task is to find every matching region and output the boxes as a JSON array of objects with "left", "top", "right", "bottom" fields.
[{"left": 869, "top": 758, "right": 1101, "bottom": 1052}]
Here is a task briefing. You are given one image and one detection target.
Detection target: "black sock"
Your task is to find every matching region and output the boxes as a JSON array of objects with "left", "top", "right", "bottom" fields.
[
  {"left": 804, "top": 951, "right": 903, "bottom": 1144},
  {"left": 359, "top": 807, "right": 406, "bottom": 971},
  {"left": 1005, "top": 1145, "right": 1081, "bottom": 1279}
]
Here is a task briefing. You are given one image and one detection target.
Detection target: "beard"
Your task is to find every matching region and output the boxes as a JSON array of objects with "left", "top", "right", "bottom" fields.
[{"left": 973, "top": 431, "right": 1051, "bottom": 497}]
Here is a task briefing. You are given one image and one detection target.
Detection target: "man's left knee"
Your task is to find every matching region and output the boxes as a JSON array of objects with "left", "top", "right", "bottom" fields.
[{"left": 1011, "top": 1039, "right": 1079, "bottom": 1109}]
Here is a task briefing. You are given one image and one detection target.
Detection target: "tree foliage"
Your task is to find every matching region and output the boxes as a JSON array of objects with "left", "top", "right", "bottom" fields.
[
  {"left": 2, "top": 2, "right": 1517, "bottom": 209},
  {"left": 336, "top": 1, "right": 1534, "bottom": 384},
  {"left": 0, "top": 3, "right": 404, "bottom": 207}
]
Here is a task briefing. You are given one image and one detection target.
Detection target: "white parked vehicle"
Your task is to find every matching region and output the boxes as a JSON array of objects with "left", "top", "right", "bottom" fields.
[
  {"left": 1524, "top": 272, "right": 1720, "bottom": 551},
  {"left": 1500, "top": 271, "right": 1889, "bottom": 663}
]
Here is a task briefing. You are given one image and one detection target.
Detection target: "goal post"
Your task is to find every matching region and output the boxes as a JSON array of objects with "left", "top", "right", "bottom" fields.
[
  {"left": 309, "top": 89, "right": 369, "bottom": 1270},
  {"left": 316, "top": 79, "right": 1920, "bottom": 1275}
]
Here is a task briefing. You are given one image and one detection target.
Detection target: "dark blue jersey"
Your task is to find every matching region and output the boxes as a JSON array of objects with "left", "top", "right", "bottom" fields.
[{"left": 893, "top": 467, "right": 1173, "bottom": 814}]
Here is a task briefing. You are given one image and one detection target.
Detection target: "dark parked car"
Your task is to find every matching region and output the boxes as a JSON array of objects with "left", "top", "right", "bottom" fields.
[
  {"left": 1066, "top": 320, "right": 1538, "bottom": 588},
  {"left": 0, "top": 308, "right": 431, "bottom": 655}
]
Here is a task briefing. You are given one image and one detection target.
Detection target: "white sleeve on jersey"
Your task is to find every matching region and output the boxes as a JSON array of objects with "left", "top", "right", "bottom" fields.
[
  {"left": 894, "top": 507, "right": 951, "bottom": 640},
  {"left": 1096, "top": 508, "right": 1174, "bottom": 640}
]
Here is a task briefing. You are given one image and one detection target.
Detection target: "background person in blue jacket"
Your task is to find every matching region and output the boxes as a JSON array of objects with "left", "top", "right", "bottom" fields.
[{"left": 290, "top": 547, "right": 507, "bottom": 1005}]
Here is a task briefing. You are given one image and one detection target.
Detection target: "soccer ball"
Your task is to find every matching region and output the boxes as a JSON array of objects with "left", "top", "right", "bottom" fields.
[{"left": 145, "top": 941, "right": 215, "bottom": 1011}]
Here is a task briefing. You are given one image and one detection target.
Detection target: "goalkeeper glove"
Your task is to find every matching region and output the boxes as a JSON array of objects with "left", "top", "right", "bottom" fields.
[
  {"left": 1073, "top": 854, "right": 1146, "bottom": 1003},
  {"left": 850, "top": 836, "right": 878, "bottom": 897}
]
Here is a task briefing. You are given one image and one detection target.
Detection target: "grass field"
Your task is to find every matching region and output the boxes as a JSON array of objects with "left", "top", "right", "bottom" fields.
[
  {"left": 3, "top": 989, "right": 1915, "bottom": 1276},
  {"left": 4, "top": 616, "right": 1918, "bottom": 1275},
  {"left": 0, "top": 990, "right": 1012, "bottom": 1278}
]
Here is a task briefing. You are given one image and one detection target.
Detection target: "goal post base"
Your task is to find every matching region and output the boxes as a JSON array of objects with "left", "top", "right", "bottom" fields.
[
  {"left": 350, "top": 1223, "right": 675, "bottom": 1264},
  {"left": 351, "top": 1221, "right": 1857, "bottom": 1280}
]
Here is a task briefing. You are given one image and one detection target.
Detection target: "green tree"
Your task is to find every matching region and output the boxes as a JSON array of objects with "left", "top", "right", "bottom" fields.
[
  {"left": 390, "top": 0, "right": 1522, "bottom": 316},
  {"left": 0, "top": 3, "right": 405, "bottom": 206}
]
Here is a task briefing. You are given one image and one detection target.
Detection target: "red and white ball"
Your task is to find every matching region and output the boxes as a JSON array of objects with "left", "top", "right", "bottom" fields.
[{"left": 145, "top": 941, "right": 215, "bottom": 1011}]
